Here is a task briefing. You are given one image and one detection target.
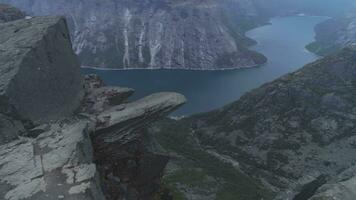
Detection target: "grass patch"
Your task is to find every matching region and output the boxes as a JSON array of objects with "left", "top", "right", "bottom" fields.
[{"left": 165, "top": 168, "right": 209, "bottom": 188}]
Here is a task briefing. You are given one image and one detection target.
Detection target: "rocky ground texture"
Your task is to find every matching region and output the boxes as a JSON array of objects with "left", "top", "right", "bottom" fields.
[{"left": 0, "top": 13, "right": 186, "bottom": 200}]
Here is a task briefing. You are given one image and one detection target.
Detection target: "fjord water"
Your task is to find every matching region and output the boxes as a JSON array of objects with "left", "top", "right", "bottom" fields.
[{"left": 82, "top": 16, "right": 328, "bottom": 116}]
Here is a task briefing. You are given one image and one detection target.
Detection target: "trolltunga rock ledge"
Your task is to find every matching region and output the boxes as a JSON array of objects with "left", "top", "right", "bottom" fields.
[{"left": 0, "top": 14, "right": 187, "bottom": 200}]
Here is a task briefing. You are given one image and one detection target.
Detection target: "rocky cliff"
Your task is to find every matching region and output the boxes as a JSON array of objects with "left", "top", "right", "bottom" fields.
[
  {"left": 0, "top": 0, "right": 267, "bottom": 70},
  {"left": 0, "top": 15, "right": 84, "bottom": 145},
  {"left": 153, "top": 45, "right": 356, "bottom": 199},
  {"left": 0, "top": 14, "right": 186, "bottom": 200}
]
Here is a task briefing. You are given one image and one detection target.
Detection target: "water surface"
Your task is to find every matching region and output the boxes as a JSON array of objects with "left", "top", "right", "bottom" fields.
[{"left": 82, "top": 16, "right": 328, "bottom": 116}]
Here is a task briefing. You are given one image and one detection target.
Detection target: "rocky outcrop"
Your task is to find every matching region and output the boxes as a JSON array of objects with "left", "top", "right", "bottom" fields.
[
  {"left": 0, "top": 16, "right": 83, "bottom": 127},
  {"left": 153, "top": 45, "right": 356, "bottom": 199},
  {"left": 0, "top": 4, "right": 24, "bottom": 22},
  {"left": 0, "top": 0, "right": 267, "bottom": 69},
  {"left": 0, "top": 16, "right": 186, "bottom": 200},
  {"left": 81, "top": 74, "right": 186, "bottom": 200},
  {"left": 309, "top": 166, "right": 356, "bottom": 200}
]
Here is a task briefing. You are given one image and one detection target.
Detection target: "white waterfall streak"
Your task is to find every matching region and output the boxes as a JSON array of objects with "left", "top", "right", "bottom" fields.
[
  {"left": 123, "top": 9, "right": 132, "bottom": 68},
  {"left": 149, "top": 22, "right": 163, "bottom": 68}
]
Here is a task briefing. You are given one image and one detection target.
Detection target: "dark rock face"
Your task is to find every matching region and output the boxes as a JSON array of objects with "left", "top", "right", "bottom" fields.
[
  {"left": 81, "top": 74, "right": 186, "bottom": 200},
  {"left": 0, "top": 0, "right": 267, "bottom": 69},
  {"left": 155, "top": 45, "right": 356, "bottom": 199},
  {"left": 0, "top": 4, "right": 25, "bottom": 22},
  {"left": 0, "top": 16, "right": 83, "bottom": 126},
  {"left": 0, "top": 114, "right": 25, "bottom": 145}
]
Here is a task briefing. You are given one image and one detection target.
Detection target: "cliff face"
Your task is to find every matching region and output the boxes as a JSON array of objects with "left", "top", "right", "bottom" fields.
[
  {"left": 153, "top": 46, "right": 356, "bottom": 199},
  {"left": 0, "top": 16, "right": 84, "bottom": 145},
  {"left": 0, "top": 0, "right": 267, "bottom": 69},
  {"left": 0, "top": 15, "right": 186, "bottom": 200},
  {"left": 0, "top": 16, "right": 84, "bottom": 125}
]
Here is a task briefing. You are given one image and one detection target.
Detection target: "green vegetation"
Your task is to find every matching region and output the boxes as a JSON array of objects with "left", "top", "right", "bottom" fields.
[
  {"left": 153, "top": 119, "right": 275, "bottom": 200},
  {"left": 155, "top": 181, "right": 187, "bottom": 200},
  {"left": 165, "top": 168, "right": 210, "bottom": 187},
  {"left": 305, "top": 42, "right": 338, "bottom": 56},
  {"left": 217, "top": 12, "right": 268, "bottom": 66},
  {"left": 219, "top": 9, "right": 269, "bottom": 48}
]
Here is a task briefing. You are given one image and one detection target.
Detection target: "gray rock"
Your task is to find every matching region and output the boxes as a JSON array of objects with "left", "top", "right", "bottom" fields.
[
  {"left": 82, "top": 86, "right": 135, "bottom": 114},
  {"left": 0, "top": 114, "right": 25, "bottom": 145},
  {"left": 82, "top": 80, "right": 186, "bottom": 200},
  {"left": 0, "top": 4, "right": 25, "bottom": 22},
  {"left": 94, "top": 92, "right": 187, "bottom": 144},
  {"left": 309, "top": 176, "right": 356, "bottom": 200},
  {"left": 0, "top": 118, "right": 105, "bottom": 200},
  {"left": 0, "top": 16, "right": 83, "bottom": 125},
  {"left": 0, "top": 13, "right": 188, "bottom": 200}
]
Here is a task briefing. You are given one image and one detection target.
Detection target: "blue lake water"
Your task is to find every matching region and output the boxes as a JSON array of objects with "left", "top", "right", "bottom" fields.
[{"left": 82, "top": 16, "right": 328, "bottom": 116}]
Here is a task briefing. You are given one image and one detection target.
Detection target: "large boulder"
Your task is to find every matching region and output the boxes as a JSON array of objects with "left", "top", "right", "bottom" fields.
[{"left": 0, "top": 16, "right": 83, "bottom": 126}]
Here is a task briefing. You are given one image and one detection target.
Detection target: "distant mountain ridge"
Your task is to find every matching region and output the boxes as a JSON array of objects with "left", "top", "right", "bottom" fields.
[
  {"left": 0, "top": 0, "right": 269, "bottom": 70},
  {"left": 307, "top": 11, "right": 356, "bottom": 56},
  {"left": 1, "top": 0, "right": 353, "bottom": 70}
]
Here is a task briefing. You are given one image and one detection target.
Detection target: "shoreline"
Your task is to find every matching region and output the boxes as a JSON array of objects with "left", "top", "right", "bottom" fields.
[
  {"left": 82, "top": 15, "right": 327, "bottom": 72},
  {"left": 81, "top": 63, "right": 265, "bottom": 71}
]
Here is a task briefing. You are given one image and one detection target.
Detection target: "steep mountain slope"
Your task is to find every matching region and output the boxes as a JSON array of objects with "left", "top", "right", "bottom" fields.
[
  {"left": 153, "top": 45, "right": 356, "bottom": 199},
  {"left": 304, "top": 1, "right": 356, "bottom": 56},
  {"left": 307, "top": 13, "right": 356, "bottom": 56},
  {"left": 0, "top": 0, "right": 267, "bottom": 70}
]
